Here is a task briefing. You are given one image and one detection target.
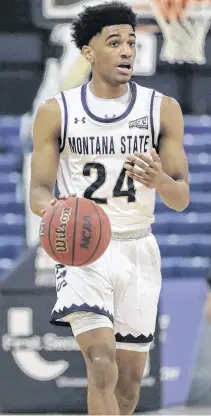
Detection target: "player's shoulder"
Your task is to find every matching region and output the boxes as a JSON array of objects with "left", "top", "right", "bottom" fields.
[
  {"left": 161, "top": 95, "right": 182, "bottom": 117},
  {"left": 134, "top": 82, "right": 162, "bottom": 100},
  {"left": 55, "top": 84, "right": 83, "bottom": 102},
  {"left": 160, "top": 95, "right": 184, "bottom": 130},
  {"left": 34, "top": 98, "right": 61, "bottom": 130},
  {"left": 161, "top": 94, "right": 181, "bottom": 108}
]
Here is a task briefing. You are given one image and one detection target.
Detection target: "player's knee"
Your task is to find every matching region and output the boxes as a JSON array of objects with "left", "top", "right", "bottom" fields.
[{"left": 85, "top": 344, "right": 117, "bottom": 390}]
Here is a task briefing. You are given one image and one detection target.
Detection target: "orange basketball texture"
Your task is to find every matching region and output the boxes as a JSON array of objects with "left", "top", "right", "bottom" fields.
[{"left": 39, "top": 197, "right": 111, "bottom": 266}]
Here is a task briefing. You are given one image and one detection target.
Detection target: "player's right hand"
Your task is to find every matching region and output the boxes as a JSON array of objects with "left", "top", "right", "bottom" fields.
[{"left": 41, "top": 194, "right": 76, "bottom": 215}]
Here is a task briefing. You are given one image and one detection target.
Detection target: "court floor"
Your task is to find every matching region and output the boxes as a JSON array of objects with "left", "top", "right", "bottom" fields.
[
  {"left": 142, "top": 407, "right": 211, "bottom": 414},
  {"left": 2, "top": 408, "right": 211, "bottom": 416}
]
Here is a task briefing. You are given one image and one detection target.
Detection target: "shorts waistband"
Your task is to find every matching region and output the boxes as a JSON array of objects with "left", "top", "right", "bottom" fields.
[{"left": 111, "top": 227, "right": 151, "bottom": 241}]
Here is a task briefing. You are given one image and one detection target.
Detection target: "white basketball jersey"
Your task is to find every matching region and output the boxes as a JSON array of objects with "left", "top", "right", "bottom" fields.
[{"left": 55, "top": 82, "right": 162, "bottom": 232}]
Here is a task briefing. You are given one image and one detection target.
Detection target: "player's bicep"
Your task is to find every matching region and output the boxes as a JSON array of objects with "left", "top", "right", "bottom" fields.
[
  {"left": 159, "top": 95, "right": 189, "bottom": 184},
  {"left": 30, "top": 99, "right": 61, "bottom": 193}
]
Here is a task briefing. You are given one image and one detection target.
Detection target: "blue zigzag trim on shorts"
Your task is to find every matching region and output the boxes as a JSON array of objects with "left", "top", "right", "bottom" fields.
[
  {"left": 50, "top": 303, "right": 113, "bottom": 327},
  {"left": 115, "top": 332, "right": 153, "bottom": 344}
]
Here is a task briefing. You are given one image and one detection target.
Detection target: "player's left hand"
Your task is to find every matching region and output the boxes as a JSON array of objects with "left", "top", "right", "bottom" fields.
[
  {"left": 124, "top": 149, "right": 168, "bottom": 190},
  {"left": 41, "top": 194, "right": 76, "bottom": 216}
]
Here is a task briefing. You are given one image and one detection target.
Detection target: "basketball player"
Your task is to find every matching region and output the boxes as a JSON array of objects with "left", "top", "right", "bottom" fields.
[{"left": 30, "top": 1, "right": 189, "bottom": 414}]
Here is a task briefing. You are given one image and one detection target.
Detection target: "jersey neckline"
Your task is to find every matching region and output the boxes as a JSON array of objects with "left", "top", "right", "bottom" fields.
[{"left": 81, "top": 81, "right": 137, "bottom": 124}]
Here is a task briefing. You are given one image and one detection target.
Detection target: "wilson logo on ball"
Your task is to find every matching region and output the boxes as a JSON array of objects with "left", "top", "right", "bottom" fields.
[
  {"left": 80, "top": 216, "right": 91, "bottom": 249},
  {"left": 55, "top": 208, "right": 72, "bottom": 253}
]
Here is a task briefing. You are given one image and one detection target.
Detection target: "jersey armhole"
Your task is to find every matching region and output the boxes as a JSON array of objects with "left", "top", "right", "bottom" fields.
[
  {"left": 54, "top": 91, "right": 68, "bottom": 153},
  {"left": 150, "top": 90, "right": 163, "bottom": 150}
]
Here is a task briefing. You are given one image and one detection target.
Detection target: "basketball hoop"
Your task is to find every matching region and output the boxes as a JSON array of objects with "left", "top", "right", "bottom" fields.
[{"left": 150, "top": 0, "right": 211, "bottom": 64}]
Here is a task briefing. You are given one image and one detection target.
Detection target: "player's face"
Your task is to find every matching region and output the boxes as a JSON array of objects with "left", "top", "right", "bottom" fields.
[{"left": 86, "top": 25, "right": 136, "bottom": 85}]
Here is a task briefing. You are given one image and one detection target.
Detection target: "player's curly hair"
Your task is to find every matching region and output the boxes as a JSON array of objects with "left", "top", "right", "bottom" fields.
[{"left": 71, "top": 1, "right": 137, "bottom": 50}]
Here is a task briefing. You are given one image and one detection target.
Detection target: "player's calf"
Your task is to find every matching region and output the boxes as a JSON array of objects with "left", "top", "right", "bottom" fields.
[
  {"left": 115, "top": 349, "right": 148, "bottom": 415},
  {"left": 115, "top": 374, "right": 140, "bottom": 415},
  {"left": 86, "top": 344, "right": 119, "bottom": 414}
]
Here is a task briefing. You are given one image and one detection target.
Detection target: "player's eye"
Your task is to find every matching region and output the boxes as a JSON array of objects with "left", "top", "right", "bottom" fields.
[
  {"left": 110, "top": 41, "right": 120, "bottom": 47},
  {"left": 129, "top": 41, "right": 136, "bottom": 47}
]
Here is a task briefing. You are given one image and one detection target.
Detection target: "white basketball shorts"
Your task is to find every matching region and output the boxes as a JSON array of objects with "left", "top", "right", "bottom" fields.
[{"left": 50, "top": 228, "right": 162, "bottom": 351}]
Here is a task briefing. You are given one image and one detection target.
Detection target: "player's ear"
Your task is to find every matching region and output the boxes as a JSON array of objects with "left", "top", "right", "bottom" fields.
[{"left": 82, "top": 46, "right": 94, "bottom": 64}]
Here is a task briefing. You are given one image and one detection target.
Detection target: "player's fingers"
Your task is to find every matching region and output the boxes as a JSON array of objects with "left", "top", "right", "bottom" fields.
[
  {"left": 124, "top": 163, "right": 151, "bottom": 178},
  {"left": 126, "top": 171, "right": 153, "bottom": 188},
  {"left": 58, "top": 195, "right": 68, "bottom": 199},
  {"left": 58, "top": 194, "right": 76, "bottom": 199},
  {"left": 41, "top": 194, "right": 76, "bottom": 216},
  {"left": 124, "top": 162, "right": 138, "bottom": 173},
  {"left": 128, "top": 152, "right": 153, "bottom": 168},
  {"left": 41, "top": 199, "right": 57, "bottom": 215},
  {"left": 151, "top": 148, "right": 160, "bottom": 162},
  {"left": 128, "top": 152, "right": 152, "bottom": 166},
  {"left": 125, "top": 156, "right": 150, "bottom": 171},
  {"left": 50, "top": 198, "right": 57, "bottom": 205},
  {"left": 125, "top": 165, "right": 152, "bottom": 181},
  {"left": 134, "top": 152, "right": 160, "bottom": 170},
  {"left": 124, "top": 160, "right": 155, "bottom": 176},
  {"left": 151, "top": 148, "right": 159, "bottom": 162}
]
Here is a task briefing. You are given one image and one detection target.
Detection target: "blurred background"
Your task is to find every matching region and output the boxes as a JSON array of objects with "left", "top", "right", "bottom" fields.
[{"left": 0, "top": 0, "right": 211, "bottom": 414}]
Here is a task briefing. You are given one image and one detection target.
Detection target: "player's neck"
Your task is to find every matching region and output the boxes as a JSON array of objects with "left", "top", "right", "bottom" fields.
[{"left": 89, "top": 78, "right": 128, "bottom": 99}]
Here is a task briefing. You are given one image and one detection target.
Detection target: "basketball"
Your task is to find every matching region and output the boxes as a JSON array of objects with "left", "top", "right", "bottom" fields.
[{"left": 39, "top": 197, "right": 111, "bottom": 266}]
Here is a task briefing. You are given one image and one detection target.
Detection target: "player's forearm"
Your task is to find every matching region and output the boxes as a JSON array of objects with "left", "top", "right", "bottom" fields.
[
  {"left": 30, "top": 186, "right": 55, "bottom": 217},
  {"left": 156, "top": 175, "right": 189, "bottom": 212}
]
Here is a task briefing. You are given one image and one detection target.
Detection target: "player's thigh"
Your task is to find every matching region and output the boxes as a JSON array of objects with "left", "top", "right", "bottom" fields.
[
  {"left": 76, "top": 325, "right": 116, "bottom": 362},
  {"left": 64, "top": 311, "right": 115, "bottom": 361}
]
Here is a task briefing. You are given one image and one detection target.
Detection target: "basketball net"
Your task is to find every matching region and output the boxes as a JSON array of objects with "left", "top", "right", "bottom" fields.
[{"left": 150, "top": 0, "right": 211, "bottom": 64}]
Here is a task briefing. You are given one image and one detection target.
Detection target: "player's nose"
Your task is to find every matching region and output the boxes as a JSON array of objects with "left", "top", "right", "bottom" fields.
[{"left": 120, "top": 43, "right": 133, "bottom": 58}]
